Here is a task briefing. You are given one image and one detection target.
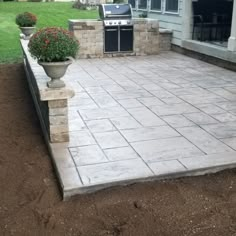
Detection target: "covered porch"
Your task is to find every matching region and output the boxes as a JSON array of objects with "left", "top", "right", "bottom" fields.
[{"left": 182, "top": 0, "right": 236, "bottom": 62}]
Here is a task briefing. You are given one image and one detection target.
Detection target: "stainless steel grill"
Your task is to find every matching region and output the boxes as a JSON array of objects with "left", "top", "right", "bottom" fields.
[
  {"left": 99, "top": 3, "right": 134, "bottom": 53},
  {"left": 99, "top": 3, "right": 133, "bottom": 26}
]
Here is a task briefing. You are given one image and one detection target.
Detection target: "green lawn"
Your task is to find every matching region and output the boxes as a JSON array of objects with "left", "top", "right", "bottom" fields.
[{"left": 0, "top": 2, "right": 98, "bottom": 64}]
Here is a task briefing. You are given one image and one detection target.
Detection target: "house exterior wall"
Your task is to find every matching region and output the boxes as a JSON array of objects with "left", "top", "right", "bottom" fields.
[
  {"left": 132, "top": 0, "right": 184, "bottom": 46},
  {"left": 132, "top": 0, "right": 236, "bottom": 64}
]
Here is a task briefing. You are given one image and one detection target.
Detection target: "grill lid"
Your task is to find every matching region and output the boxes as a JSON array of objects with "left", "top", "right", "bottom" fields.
[{"left": 99, "top": 4, "right": 132, "bottom": 20}]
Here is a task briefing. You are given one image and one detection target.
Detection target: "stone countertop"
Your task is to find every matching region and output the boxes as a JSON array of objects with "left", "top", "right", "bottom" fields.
[{"left": 159, "top": 28, "right": 173, "bottom": 34}]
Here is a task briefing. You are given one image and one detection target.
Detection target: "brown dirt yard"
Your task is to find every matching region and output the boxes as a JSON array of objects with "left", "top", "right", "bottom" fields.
[{"left": 1, "top": 63, "right": 236, "bottom": 236}]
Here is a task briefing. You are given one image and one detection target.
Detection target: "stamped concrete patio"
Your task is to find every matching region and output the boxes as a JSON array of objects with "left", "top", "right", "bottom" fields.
[{"left": 47, "top": 52, "right": 236, "bottom": 199}]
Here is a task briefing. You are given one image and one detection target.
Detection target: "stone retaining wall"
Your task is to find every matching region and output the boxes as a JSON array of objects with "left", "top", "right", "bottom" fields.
[
  {"left": 69, "top": 18, "right": 170, "bottom": 58},
  {"left": 20, "top": 40, "right": 74, "bottom": 143}
]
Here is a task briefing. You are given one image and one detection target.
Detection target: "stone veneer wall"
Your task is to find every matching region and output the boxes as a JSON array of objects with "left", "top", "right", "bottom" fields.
[
  {"left": 133, "top": 18, "right": 159, "bottom": 55},
  {"left": 69, "top": 20, "right": 103, "bottom": 59},
  {"left": 159, "top": 29, "right": 173, "bottom": 51},
  {"left": 20, "top": 40, "right": 74, "bottom": 143},
  {"left": 69, "top": 18, "right": 170, "bottom": 58}
]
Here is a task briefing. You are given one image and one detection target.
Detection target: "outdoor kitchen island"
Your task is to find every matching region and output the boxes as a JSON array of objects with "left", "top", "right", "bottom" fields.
[
  {"left": 69, "top": 3, "right": 163, "bottom": 58},
  {"left": 69, "top": 18, "right": 161, "bottom": 59}
]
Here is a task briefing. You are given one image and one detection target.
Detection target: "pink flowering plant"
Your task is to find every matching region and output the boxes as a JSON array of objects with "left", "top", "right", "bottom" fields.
[
  {"left": 28, "top": 27, "right": 79, "bottom": 62},
  {"left": 16, "top": 12, "right": 37, "bottom": 27}
]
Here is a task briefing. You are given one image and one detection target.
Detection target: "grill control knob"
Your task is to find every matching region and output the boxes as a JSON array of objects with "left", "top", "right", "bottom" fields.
[
  {"left": 109, "top": 21, "right": 112, "bottom": 25},
  {"left": 118, "top": 21, "right": 121, "bottom": 25},
  {"left": 127, "top": 21, "right": 130, "bottom": 24}
]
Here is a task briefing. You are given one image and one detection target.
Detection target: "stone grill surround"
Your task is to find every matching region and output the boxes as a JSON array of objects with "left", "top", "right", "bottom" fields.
[
  {"left": 69, "top": 18, "right": 169, "bottom": 58},
  {"left": 69, "top": 20, "right": 104, "bottom": 59}
]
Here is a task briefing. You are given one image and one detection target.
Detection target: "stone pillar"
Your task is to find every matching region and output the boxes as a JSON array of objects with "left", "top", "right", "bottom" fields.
[
  {"left": 133, "top": 18, "right": 160, "bottom": 55},
  {"left": 159, "top": 29, "right": 173, "bottom": 51},
  {"left": 20, "top": 39, "right": 75, "bottom": 143},
  {"left": 182, "top": 0, "right": 193, "bottom": 41},
  {"left": 69, "top": 20, "right": 103, "bottom": 59},
  {"left": 48, "top": 100, "right": 69, "bottom": 143},
  {"left": 39, "top": 87, "right": 74, "bottom": 143},
  {"left": 228, "top": 0, "right": 236, "bottom": 51}
]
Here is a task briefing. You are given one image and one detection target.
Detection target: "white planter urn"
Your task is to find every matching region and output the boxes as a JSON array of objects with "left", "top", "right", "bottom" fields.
[
  {"left": 38, "top": 58, "right": 73, "bottom": 88},
  {"left": 20, "top": 26, "right": 35, "bottom": 40}
]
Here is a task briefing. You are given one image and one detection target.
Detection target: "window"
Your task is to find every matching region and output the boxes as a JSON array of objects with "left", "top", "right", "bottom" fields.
[
  {"left": 129, "top": 0, "right": 136, "bottom": 9},
  {"left": 151, "top": 0, "right": 162, "bottom": 11},
  {"left": 165, "top": 0, "right": 179, "bottom": 13},
  {"left": 138, "top": 0, "right": 147, "bottom": 10},
  {"left": 133, "top": 0, "right": 179, "bottom": 15}
]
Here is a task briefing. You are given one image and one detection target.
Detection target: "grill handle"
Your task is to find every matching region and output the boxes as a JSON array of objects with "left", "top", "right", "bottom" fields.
[
  {"left": 120, "top": 28, "right": 133, "bottom": 31},
  {"left": 105, "top": 29, "right": 118, "bottom": 32},
  {"left": 106, "top": 15, "right": 131, "bottom": 18}
]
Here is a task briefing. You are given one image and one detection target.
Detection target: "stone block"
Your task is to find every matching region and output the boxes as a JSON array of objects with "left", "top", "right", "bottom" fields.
[
  {"left": 48, "top": 99, "right": 67, "bottom": 108},
  {"left": 39, "top": 88, "right": 75, "bottom": 101},
  {"left": 50, "top": 132, "right": 70, "bottom": 143},
  {"left": 49, "top": 115, "right": 68, "bottom": 125},
  {"left": 49, "top": 107, "right": 68, "bottom": 116},
  {"left": 95, "top": 49, "right": 103, "bottom": 55},
  {"left": 151, "top": 21, "right": 159, "bottom": 29},
  {"left": 50, "top": 124, "right": 69, "bottom": 134}
]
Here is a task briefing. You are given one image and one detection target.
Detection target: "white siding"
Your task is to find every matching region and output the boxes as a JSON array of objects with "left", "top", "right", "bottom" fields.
[{"left": 133, "top": 0, "right": 184, "bottom": 46}]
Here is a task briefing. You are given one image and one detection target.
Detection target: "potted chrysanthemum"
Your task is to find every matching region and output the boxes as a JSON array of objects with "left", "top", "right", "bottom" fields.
[
  {"left": 28, "top": 27, "right": 79, "bottom": 88},
  {"left": 16, "top": 12, "right": 37, "bottom": 39}
]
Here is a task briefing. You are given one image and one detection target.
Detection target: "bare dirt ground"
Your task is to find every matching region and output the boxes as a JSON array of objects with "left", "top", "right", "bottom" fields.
[{"left": 1, "top": 63, "right": 236, "bottom": 236}]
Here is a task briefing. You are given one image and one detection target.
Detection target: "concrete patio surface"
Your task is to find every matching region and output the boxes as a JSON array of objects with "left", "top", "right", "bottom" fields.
[{"left": 46, "top": 52, "right": 236, "bottom": 199}]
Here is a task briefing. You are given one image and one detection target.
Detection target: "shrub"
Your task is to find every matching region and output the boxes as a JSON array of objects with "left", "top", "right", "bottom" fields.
[
  {"left": 28, "top": 27, "right": 79, "bottom": 62},
  {"left": 72, "top": 1, "right": 87, "bottom": 10},
  {"left": 27, "top": 0, "right": 42, "bottom": 2},
  {"left": 15, "top": 12, "right": 37, "bottom": 27},
  {"left": 72, "top": 1, "right": 97, "bottom": 10},
  {"left": 139, "top": 12, "right": 148, "bottom": 18},
  {"left": 113, "top": 0, "right": 124, "bottom": 3}
]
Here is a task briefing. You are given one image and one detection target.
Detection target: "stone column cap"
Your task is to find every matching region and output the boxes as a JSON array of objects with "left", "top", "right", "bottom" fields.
[
  {"left": 159, "top": 28, "right": 173, "bottom": 34},
  {"left": 38, "top": 86, "right": 75, "bottom": 101}
]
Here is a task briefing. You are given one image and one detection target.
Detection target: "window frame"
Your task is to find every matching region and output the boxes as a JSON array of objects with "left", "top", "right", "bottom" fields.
[
  {"left": 129, "top": 0, "right": 136, "bottom": 9},
  {"left": 137, "top": 0, "right": 148, "bottom": 10},
  {"left": 133, "top": 0, "right": 180, "bottom": 16},
  {"left": 149, "top": 0, "right": 162, "bottom": 13},
  {"left": 164, "top": 0, "right": 179, "bottom": 15}
]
